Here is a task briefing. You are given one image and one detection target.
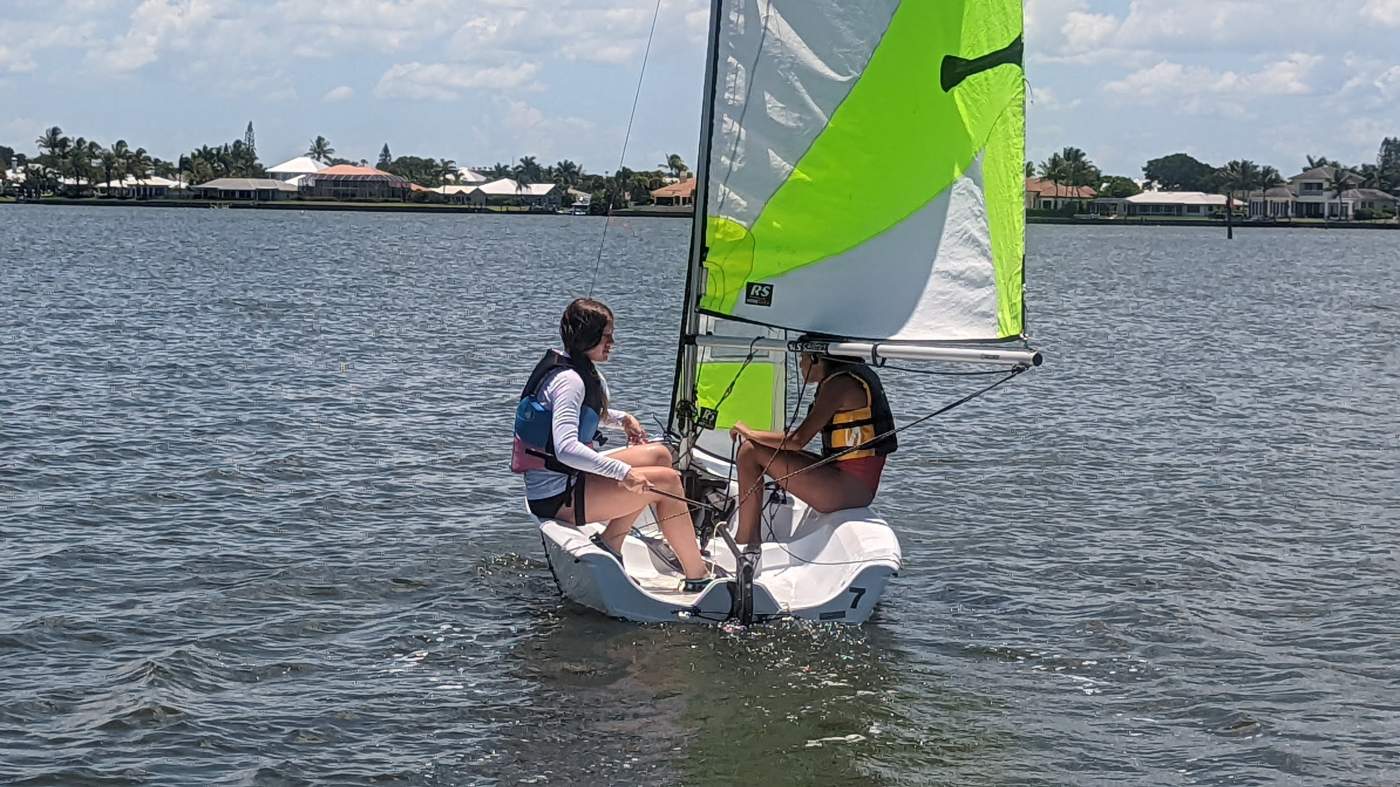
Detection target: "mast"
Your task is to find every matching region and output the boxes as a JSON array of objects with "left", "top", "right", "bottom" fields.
[{"left": 667, "top": 0, "right": 724, "bottom": 461}]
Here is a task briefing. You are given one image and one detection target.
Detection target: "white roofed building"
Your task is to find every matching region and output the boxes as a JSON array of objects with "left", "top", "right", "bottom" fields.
[
  {"left": 428, "top": 178, "right": 563, "bottom": 209},
  {"left": 1123, "top": 191, "right": 1232, "bottom": 217},
  {"left": 95, "top": 174, "right": 185, "bottom": 199},
  {"left": 193, "top": 177, "right": 299, "bottom": 200},
  {"left": 267, "top": 156, "right": 328, "bottom": 182}
]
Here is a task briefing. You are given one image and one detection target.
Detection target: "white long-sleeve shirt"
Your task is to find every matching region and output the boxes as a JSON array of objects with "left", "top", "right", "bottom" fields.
[{"left": 523, "top": 365, "right": 633, "bottom": 500}]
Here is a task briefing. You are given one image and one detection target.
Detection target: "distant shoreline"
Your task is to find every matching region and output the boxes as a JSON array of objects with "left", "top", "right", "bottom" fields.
[{"left": 4, "top": 197, "right": 1397, "bottom": 229}]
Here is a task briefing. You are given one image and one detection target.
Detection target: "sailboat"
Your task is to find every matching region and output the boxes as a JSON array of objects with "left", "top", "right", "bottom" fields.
[{"left": 538, "top": 0, "right": 1040, "bottom": 625}]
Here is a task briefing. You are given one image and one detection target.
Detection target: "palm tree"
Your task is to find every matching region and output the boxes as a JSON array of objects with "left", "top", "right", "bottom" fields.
[
  {"left": 127, "top": 148, "right": 152, "bottom": 182},
  {"left": 35, "top": 126, "right": 67, "bottom": 166},
  {"left": 553, "top": 159, "right": 582, "bottom": 189},
  {"left": 99, "top": 149, "right": 119, "bottom": 190},
  {"left": 65, "top": 137, "right": 96, "bottom": 190},
  {"left": 434, "top": 158, "right": 457, "bottom": 185},
  {"left": 307, "top": 136, "right": 335, "bottom": 163},
  {"left": 1325, "top": 168, "right": 1354, "bottom": 220},
  {"left": 1257, "top": 165, "right": 1284, "bottom": 190},
  {"left": 512, "top": 163, "right": 533, "bottom": 198},
  {"left": 1219, "top": 160, "right": 1259, "bottom": 216},
  {"left": 1024, "top": 161, "right": 1034, "bottom": 179},
  {"left": 1038, "top": 152, "right": 1067, "bottom": 205},
  {"left": 516, "top": 155, "right": 542, "bottom": 183},
  {"left": 1305, "top": 155, "right": 1338, "bottom": 170},
  {"left": 1058, "top": 147, "right": 1098, "bottom": 208},
  {"left": 488, "top": 162, "right": 512, "bottom": 179},
  {"left": 663, "top": 153, "right": 689, "bottom": 179},
  {"left": 111, "top": 140, "right": 131, "bottom": 181}
]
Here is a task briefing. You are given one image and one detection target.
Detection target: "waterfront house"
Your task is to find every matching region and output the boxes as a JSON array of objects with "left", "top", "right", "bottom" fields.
[
  {"left": 430, "top": 178, "right": 562, "bottom": 209},
  {"left": 434, "top": 183, "right": 480, "bottom": 204},
  {"left": 650, "top": 178, "right": 696, "bottom": 207},
  {"left": 267, "top": 156, "right": 327, "bottom": 182},
  {"left": 94, "top": 174, "right": 184, "bottom": 199},
  {"left": 1025, "top": 177, "right": 1096, "bottom": 211},
  {"left": 1341, "top": 188, "right": 1400, "bottom": 216},
  {"left": 1122, "top": 191, "right": 1232, "bottom": 217},
  {"left": 301, "top": 165, "right": 410, "bottom": 200},
  {"left": 1245, "top": 166, "right": 1389, "bottom": 220},
  {"left": 193, "top": 177, "right": 298, "bottom": 201},
  {"left": 475, "top": 178, "right": 564, "bottom": 210}
]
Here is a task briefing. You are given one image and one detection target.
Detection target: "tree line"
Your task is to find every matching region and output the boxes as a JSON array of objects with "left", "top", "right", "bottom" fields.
[
  {"left": 1030, "top": 137, "right": 1400, "bottom": 203},
  {"left": 2, "top": 123, "right": 694, "bottom": 210}
]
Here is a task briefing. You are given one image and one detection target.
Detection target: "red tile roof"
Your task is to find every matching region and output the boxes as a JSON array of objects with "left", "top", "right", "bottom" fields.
[
  {"left": 1025, "top": 177, "right": 1096, "bottom": 198},
  {"left": 319, "top": 164, "right": 394, "bottom": 177},
  {"left": 650, "top": 178, "right": 697, "bottom": 198}
]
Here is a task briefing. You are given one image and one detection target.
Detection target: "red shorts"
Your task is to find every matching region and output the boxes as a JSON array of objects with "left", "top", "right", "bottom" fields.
[{"left": 836, "top": 456, "right": 885, "bottom": 494}]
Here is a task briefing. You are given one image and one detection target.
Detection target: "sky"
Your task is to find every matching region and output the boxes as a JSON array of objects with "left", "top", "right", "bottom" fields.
[{"left": 2, "top": 0, "right": 1398, "bottom": 178}]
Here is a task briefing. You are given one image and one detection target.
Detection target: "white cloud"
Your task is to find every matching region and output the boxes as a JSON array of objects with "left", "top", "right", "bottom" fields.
[
  {"left": 321, "top": 85, "right": 355, "bottom": 103},
  {"left": 1028, "top": 86, "right": 1081, "bottom": 111},
  {"left": 1345, "top": 116, "right": 1394, "bottom": 146},
  {"left": 482, "top": 97, "right": 597, "bottom": 163},
  {"left": 373, "top": 61, "right": 541, "bottom": 100},
  {"left": 1060, "top": 11, "right": 1117, "bottom": 52},
  {"left": 504, "top": 99, "right": 545, "bottom": 130},
  {"left": 1362, "top": 0, "right": 1400, "bottom": 25},
  {"left": 1106, "top": 54, "right": 1322, "bottom": 99},
  {"left": 0, "top": 44, "right": 37, "bottom": 73},
  {"left": 93, "top": 0, "right": 218, "bottom": 72}
]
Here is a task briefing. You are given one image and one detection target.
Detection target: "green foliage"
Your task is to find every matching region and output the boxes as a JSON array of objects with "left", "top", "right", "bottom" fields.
[
  {"left": 183, "top": 137, "right": 263, "bottom": 183},
  {"left": 1143, "top": 153, "right": 1215, "bottom": 191},
  {"left": 552, "top": 160, "right": 582, "bottom": 188},
  {"left": 307, "top": 136, "right": 335, "bottom": 163},
  {"left": 0, "top": 145, "right": 13, "bottom": 170},
  {"left": 663, "top": 153, "right": 689, "bottom": 179},
  {"left": 383, "top": 155, "right": 440, "bottom": 185},
  {"left": 1378, "top": 137, "right": 1400, "bottom": 193},
  {"left": 1097, "top": 175, "right": 1140, "bottom": 198},
  {"left": 1218, "top": 159, "right": 1260, "bottom": 196},
  {"left": 1038, "top": 147, "right": 1100, "bottom": 192},
  {"left": 377, "top": 144, "right": 392, "bottom": 169}
]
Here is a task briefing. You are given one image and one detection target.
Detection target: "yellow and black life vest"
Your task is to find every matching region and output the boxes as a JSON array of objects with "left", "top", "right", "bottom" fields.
[{"left": 818, "top": 363, "right": 897, "bottom": 461}]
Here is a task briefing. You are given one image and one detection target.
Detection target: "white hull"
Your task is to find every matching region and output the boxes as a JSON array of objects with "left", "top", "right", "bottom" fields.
[{"left": 537, "top": 470, "right": 901, "bottom": 625}]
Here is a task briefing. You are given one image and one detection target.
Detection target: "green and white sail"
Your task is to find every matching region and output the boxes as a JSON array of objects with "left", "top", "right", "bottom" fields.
[
  {"left": 671, "top": 0, "right": 1028, "bottom": 454},
  {"left": 699, "top": 0, "right": 1025, "bottom": 342}
]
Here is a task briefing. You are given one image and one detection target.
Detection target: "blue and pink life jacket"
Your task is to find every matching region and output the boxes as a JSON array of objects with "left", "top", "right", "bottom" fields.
[{"left": 510, "top": 350, "right": 605, "bottom": 475}]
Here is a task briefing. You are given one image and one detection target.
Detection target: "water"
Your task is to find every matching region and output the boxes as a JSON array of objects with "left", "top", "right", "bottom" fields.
[{"left": 2, "top": 205, "right": 1398, "bottom": 785}]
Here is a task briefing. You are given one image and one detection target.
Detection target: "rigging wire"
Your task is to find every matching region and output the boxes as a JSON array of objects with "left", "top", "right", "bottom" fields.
[
  {"left": 749, "top": 362, "right": 1029, "bottom": 567},
  {"left": 587, "top": 0, "right": 665, "bottom": 298}
]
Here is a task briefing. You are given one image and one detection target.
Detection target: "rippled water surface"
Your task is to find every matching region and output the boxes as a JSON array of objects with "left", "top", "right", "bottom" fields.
[{"left": 3, "top": 205, "right": 1399, "bottom": 785}]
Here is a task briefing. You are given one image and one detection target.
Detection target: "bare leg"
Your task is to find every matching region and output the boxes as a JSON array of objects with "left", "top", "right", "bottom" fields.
[
  {"left": 557, "top": 466, "right": 707, "bottom": 579},
  {"left": 734, "top": 440, "right": 875, "bottom": 546},
  {"left": 594, "top": 442, "right": 672, "bottom": 550},
  {"left": 603, "top": 442, "right": 673, "bottom": 469}
]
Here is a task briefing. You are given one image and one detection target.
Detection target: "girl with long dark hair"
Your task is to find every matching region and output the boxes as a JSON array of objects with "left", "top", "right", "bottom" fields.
[{"left": 511, "top": 298, "right": 712, "bottom": 591}]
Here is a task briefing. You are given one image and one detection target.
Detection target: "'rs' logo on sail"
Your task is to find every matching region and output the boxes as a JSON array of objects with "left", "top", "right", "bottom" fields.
[{"left": 745, "top": 283, "right": 773, "bottom": 307}]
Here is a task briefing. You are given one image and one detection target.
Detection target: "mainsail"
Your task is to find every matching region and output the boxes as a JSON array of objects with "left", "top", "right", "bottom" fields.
[{"left": 671, "top": 0, "right": 1028, "bottom": 454}]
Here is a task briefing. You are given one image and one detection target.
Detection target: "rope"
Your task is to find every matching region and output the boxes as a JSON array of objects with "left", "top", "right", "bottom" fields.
[
  {"left": 587, "top": 0, "right": 665, "bottom": 297},
  {"left": 742, "top": 364, "right": 1030, "bottom": 567},
  {"left": 766, "top": 365, "right": 1027, "bottom": 487}
]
